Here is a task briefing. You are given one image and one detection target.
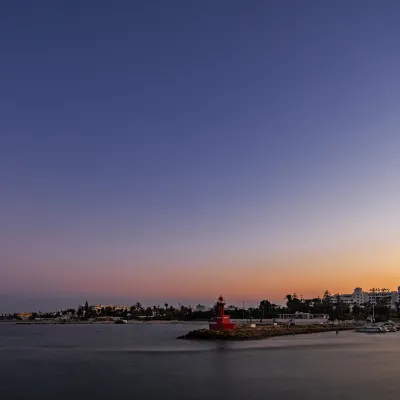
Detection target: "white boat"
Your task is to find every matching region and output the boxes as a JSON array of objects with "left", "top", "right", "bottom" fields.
[
  {"left": 382, "top": 322, "right": 397, "bottom": 332},
  {"left": 385, "top": 325, "right": 397, "bottom": 332},
  {"left": 355, "top": 324, "right": 386, "bottom": 333},
  {"left": 380, "top": 325, "right": 389, "bottom": 332}
]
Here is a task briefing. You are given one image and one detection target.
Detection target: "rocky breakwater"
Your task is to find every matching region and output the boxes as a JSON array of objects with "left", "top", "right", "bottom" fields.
[{"left": 177, "top": 323, "right": 359, "bottom": 341}]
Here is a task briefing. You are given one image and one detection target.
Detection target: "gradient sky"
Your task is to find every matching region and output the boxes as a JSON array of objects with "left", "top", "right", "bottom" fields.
[{"left": 1, "top": 1, "right": 400, "bottom": 312}]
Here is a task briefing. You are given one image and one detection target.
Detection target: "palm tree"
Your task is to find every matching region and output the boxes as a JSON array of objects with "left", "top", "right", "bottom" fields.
[
  {"left": 260, "top": 300, "right": 271, "bottom": 313},
  {"left": 380, "top": 288, "right": 391, "bottom": 318},
  {"left": 322, "top": 290, "right": 332, "bottom": 316},
  {"left": 334, "top": 293, "right": 344, "bottom": 318},
  {"left": 285, "top": 294, "right": 293, "bottom": 304},
  {"left": 369, "top": 288, "right": 381, "bottom": 321},
  {"left": 352, "top": 304, "right": 361, "bottom": 318},
  {"left": 323, "top": 290, "right": 331, "bottom": 301}
]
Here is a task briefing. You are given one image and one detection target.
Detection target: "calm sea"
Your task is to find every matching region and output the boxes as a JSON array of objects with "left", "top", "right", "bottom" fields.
[{"left": 1, "top": 322, "right": 399, "bottom": 399}]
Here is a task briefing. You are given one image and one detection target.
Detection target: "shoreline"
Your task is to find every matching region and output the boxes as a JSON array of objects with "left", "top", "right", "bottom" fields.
[{"left": 11, "top": 319, "right": 209, "bottom": 325}]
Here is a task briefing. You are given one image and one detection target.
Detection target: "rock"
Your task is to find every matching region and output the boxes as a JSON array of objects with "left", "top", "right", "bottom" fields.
[{"left": 177, "top": 324, "right": 358, "bottom": 341}]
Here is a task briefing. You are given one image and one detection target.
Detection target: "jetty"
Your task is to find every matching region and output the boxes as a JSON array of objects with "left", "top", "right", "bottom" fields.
[{"left": 178, "top": 323, "right": 359, "bottom": 341}]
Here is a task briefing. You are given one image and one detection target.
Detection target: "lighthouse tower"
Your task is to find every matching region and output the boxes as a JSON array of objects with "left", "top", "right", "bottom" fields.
[{"left": 209, "top": 295, "right": 237, "bottom": 330}]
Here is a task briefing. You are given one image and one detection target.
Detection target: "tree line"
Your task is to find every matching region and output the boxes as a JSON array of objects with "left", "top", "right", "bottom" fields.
[
  {"left": 281, "top": 290, "right": 400, "bottom": 322},
  {"left": 5, "top": 291, "right": 400, "bottom": 321}
]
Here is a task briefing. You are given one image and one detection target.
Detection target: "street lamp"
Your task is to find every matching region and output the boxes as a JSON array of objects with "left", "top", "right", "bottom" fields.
[{"left": 369, "top": 288, "right": 379, "bottom": 322}]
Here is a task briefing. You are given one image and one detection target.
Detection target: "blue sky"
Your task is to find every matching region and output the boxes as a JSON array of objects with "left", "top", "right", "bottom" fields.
[{"left": 1, "top": 1, "right": 400, "bottom": 311}]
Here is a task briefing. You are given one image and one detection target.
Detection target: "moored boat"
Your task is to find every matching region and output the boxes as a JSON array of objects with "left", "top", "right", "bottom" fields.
[
  {"left": 355, "top": 324, "right": 386, "bottom": 333},
  {"left": 382, "top": 322, "right": 397, "bottom": 332}
]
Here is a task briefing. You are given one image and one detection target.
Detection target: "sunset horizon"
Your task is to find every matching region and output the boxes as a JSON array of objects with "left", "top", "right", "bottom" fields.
[{"left": 1, "top": 1, "right": 399, "bottom": 313}]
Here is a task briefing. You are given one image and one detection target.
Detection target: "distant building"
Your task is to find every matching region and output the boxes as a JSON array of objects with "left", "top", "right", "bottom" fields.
[
  {"left": 330, "top": 293, "right": 354, "bottom": 306},
  {"left": 195, "top": 305, "right": 212, "bottom": 312},
  {"left": 17, "top": 312, "right": 33, "bottom": 320},
  {"left": 92, "top": 304, "right": 129, "bottom": 313},
  {"left": 331, "top": 287, "right": 400, "bottom": 309},
  {"left": 279, "top": 312, "right": 329, "bottom": 320}
]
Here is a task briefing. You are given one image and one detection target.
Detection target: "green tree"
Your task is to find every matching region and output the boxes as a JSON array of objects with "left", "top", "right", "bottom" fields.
[
  {"left": 374, "top": 289, "right": 391, "bottom": 321},
  {"left": 322, "top": 290, "right": 333, "bottom": 315},
  {"left": 83, "top": 301, "right": 90, "bottom": 318},
  {"left": 135, "top": 302, "right": 143, "bottom": 316},
  {"left": 29, "top": 312, "right": 37, "bottom": 320},
  {"left": 332, "top": 293, "right": 346, "bottom": 319},
  {"left": 76, "top": 306, "right": 83, "bottom": 317},
  {"left": 259, "top": 300, "right": 271, "bottom": 316},
  {"left": 129, "top": 305, "right": 136, "bottom": 316},
  {"left": 105, "top": 306, "right": 113, "bottom": 317},
  {"left": 309, "top": 297, "right": 324, "bottom": 314},
  {"left": 381, "top": 288, "right": 391, "bottom": 318},
  {"left": 352, "top": 304, "right": 362, "bottom": 318},
  {"left": 285, "top": 294, "right": 301, "bottom": 313}
]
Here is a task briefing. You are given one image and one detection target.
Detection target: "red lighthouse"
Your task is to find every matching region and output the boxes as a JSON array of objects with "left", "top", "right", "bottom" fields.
[{"left": 209, "top": 295, "right": 237, "bottom": 330}]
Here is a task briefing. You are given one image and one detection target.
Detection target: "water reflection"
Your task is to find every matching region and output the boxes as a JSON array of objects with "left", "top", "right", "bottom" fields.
[
  {"left": 2, "top": 323, "right": 400, "bottom": 400},
  {"left": 215, "top": 340, "right": 230, "bottom": 351}
]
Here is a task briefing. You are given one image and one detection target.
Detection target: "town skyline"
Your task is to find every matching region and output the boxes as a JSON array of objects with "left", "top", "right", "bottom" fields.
[{"left": 2, "top": 283, "right": 399, "bottom": 314}]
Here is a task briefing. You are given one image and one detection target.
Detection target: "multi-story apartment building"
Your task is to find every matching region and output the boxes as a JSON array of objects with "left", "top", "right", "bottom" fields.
[
  {"left": 331, "top": 287, "right": 400, "bottom": 309},
  {"left": 92, "top": 304, "right": 130, "bottom": 313}
]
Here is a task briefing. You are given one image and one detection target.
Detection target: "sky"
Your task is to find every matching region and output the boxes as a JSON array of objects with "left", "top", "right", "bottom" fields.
[{"left": 1, "top": 1, "right": 400, "bottom": 312}]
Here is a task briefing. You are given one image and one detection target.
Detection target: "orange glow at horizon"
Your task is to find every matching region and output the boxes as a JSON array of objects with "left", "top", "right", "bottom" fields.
[
  {"left": 15, "top": 240, "right": 395, "bottom": 305},
  {"left": 4, "top": 237, "right": 398, "bottom": 307}
]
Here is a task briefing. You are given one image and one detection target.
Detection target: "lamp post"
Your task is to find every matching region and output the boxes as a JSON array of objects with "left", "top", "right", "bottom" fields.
[
  {"left": 369, "top": 288, "right": 379, "bottom": 322},
  {"left": 381, "top": 288, "right": 391, "bottom": 320}
]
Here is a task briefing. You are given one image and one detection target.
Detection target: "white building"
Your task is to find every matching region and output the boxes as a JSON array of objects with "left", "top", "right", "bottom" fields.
[
  {"left": 92, "top": 304, "right": 130, "bottom": 313},
  {"left": 195, "top": 305, "right": 212, "bottom": 312},
  {"left": 331, "top": 293, "right": 354, "bottom": 305},
  {"left": 331, "top": 287, "right": 400, "bottom": 309}
]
